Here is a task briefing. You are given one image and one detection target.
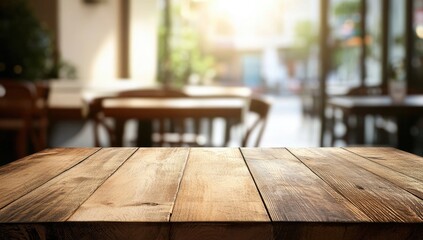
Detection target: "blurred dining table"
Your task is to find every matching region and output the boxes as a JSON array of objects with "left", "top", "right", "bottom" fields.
[
  {"left": 327, "top": 95, "right": 423, "bottom": 150},
  {"left": 47, "top": 80, "right": 252, "bottom": 120},
  {"left": 46, "top": 80, "right": 252, "bottom": 147},
  {"left": 0, "top": 147, "right": 422, "bottom": 239},
  {"left": 95, "top": 97, "right": 248, "bottom": 146}
]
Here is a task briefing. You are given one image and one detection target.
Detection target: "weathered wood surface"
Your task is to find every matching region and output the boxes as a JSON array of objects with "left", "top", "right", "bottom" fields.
[
  {"left": 0, "top": 148, "right": 136, "bottom": 222},
  {"left": 170, "top": 148, "right": 271, "bottom": 240},
  {"left": 69, "top": 148, "right": 189, "bottom": 222},
  {"left": 288, "top": 148, "right": 423, "bottom": 222},
  {"left": 0, "top": 148, "right": 100, "bottom": 209},
  {"left": 340, "top": 147, "right": 423, "bottom": 200},
  {"left": 171, "top": 223, "right": 273, "bottom": 240},
  {"left": 171, "top": 148, "right": 269, "bottom": 222},
  {"left": 0, "top": 147, "right": 422, "bottom": 240},
  {"left": 345, "top": 147, "right": 423, "bottom": 182},
  {"left": 0, "top": 223, "right": 169, "bottom": 240},
  {"left": 241, "top": 148, "right": 369, "bottom": 222},
  {"left": 273, "top": 223, "right": 423, "bottom": 240}
]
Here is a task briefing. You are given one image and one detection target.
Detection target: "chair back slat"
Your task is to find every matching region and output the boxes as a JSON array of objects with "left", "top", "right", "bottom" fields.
[
  {"left": 0, "top": 80, "right": 49, "bottom": 159},
  {"left": 0, "top": 81, "right": 37, "bottom": 118},
  {"left": 91, "top": 88, "right": 227, "bottom": 147},
  {"left": 242, "top": 97, "right": 271, "bottom": 147}
]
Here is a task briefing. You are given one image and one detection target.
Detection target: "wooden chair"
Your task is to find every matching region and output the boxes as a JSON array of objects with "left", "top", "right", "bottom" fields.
[
  {"left": 117, "top": 88, "right": 188, "bottom": 98},
  {"left": 328, "top": 85, "right": 389, "bottom": 146},
  {"left": 0, "top": 80, "right": 49, "bottom": 159},
  {"left": 118, "top": 88, "right": 200, "bottom": 147},
  {"left": 89, "top": 88, "right": 218, "bottom": 147},
  {"left": 241, "top": 97, "right": 271, "bottom": 147}
]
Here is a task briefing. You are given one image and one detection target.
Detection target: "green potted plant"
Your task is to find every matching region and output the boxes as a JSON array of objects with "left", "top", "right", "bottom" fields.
[{"left": 0, "top": 0, "right": 75, "bottom": 81}]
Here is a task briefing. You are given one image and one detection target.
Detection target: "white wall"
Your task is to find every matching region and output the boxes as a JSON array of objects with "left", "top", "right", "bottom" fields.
[
  {"left": 129, "top": 0, "right": 158, "bottom": 83},
  {"left": 59, "top": 0, "right": 158, "bottom": 85},
  {"left": 59, "top": 0, "right": 120, "bottom": 82}
]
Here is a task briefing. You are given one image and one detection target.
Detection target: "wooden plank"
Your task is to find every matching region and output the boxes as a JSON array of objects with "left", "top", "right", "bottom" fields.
[
  {"left": 339, "top": 147, "right": 423, "bottom": 201},
  {"left": 289, "top": 148, "right": 423, "bottom": 222},
  {"left": 171, "top": 148, "right": 271, "bottom": 240},
  {"left": 69, "top": 148, "right": 189, "bottom": 222},
  {"left": 0, "top": 223, "right": 169, "bottom": 240},
  {"left": 0, "top": 148, "right": 100, "bottom": 209},
  {"left": 171, "top": 148, "right": 269, "bottom": 222},
  {"left": 0, "top": 148, "right": 136, "bottom": 222},
  {"left": 274, "top": 223, "right": 423, "bottom": 240},
  {"left": 241, "top": 148, "right": 370, "bottom": 222},
  {"left": 345, "top": 147, "right": 423, "bottom": 181},
  {"left": 171, "top": 223, "right": 272, "bottom": 240}
]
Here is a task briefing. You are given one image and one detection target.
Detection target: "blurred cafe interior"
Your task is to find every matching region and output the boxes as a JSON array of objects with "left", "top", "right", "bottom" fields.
[{"left": 1, "top": 0, "right": 423, "bottom": 165}]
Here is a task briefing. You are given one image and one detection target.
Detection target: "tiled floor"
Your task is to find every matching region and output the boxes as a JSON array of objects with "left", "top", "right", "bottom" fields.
[{"left": 259, "top": 95, "right": 319, "bottom": 147}]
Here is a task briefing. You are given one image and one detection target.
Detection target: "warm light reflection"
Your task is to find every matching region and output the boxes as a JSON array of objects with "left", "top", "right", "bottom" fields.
[
  {"left": 92, "top": 33, "right": 116, "bottom": 82},
  {"left": 211, "top": 0, "right": 283, "bottom": 37},
  {"left": 416, "top": 25, "right": 423, "bottom": 39},
  {"left": 213, "top": 0, "right": 259, "bottom": 33}
]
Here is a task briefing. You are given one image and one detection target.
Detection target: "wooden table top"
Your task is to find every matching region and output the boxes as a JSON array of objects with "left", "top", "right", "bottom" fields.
[
  {"left": 1, "top": 147, "right": 422, "bottom": 239},
  {"left": 328, "top": 95, "right": 423, "bottom": 115},
  {"left": 101, "top": 97, "right": 247, "bottom": 119},
  {"left": 48, "top": 81, "right": 252, "bottom": 120}
]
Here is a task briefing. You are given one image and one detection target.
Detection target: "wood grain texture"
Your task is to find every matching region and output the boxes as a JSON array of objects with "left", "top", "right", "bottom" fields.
[
  {"left": 338, "top": 147, "right": 423, "bottom": 201},
  {"left": 170, "top": 223, "right": 272, "bottom": 240},
  {"left": 241, "top": 148, "right": 370, "bottom": 222},
  {"left": 2, "top": 147, "right": 423, "bottom": 240},
  {"left": 69, "top": 148, "right": 189, "bottom": 222},
  {"left": 288, "top": 148, "right": 423, "bottom": 222},
  {"left": 171, "top": 148, "right": 269, "bottom": 222},
  {"left": 0, "top": 223, "right": 169, "bottom": 240},
  {"left": 0, "top": 148, "right": 136, "bottom": 222},
  {"left": 345, "top": 147, "right": 423, "bottom": 182},
  {"left": 0, "top": 148, "right": 100, "bottom": 209},
  {"left": 274, "top": 223, "right": 423, "bottom": 240}
]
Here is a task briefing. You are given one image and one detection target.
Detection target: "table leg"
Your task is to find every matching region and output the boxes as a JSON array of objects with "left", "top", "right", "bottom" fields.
[
  {"left": 355, "top": 115, "right": 365, "bottom": 145},
  {"left": 136, "top": 120, "right": 153, "bottom": 147},
  {"left": 114, "top": 120, "right": 125, "bottom": 147},
  {"left": 397, "top": 116, "right": 418, "bottom": 152}
]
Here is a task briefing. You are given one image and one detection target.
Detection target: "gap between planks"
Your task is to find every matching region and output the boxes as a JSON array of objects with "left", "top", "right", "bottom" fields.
[
  {"left": 292, "top": 148, "right": 422, "bottom": 222},
  {"left": 238, "top": 147, "right": 273, "bottom": 222},
  {"left": 65, "top": 147, "right": 139, "bottom": 221},
  {"left": 342, "top": 147, "right": 423, "bottom": 201},
  {"left": 0, "top": 147, "right": 102, "bottom": 212},
  {"left": 167, "top": 148, "right": 191, "bottom": 220}
]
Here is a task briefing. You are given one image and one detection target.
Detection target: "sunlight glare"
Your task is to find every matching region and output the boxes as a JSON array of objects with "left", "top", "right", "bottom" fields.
[
  {"left": 212, "top": 0, "right": 277, "bottom": 36},
  {"left": 416, "top": 25, "right": 423, "bottom": 39}
]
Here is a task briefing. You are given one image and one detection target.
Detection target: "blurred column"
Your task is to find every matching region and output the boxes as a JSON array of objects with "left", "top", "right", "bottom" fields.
[
  {"left": 119, "top": 0, "right": 129, "bottom": 78},
  {"left": 319, "top": 0, "right": 329, "bottom": 147},
  {"left": 129, "top": 0, "right": 158, "bottom": 84}
]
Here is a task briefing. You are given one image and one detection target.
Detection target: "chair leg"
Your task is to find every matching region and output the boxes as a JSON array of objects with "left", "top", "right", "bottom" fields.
[
  {"left": 224, "top": 118, "right": 232, "bottom": 147},
  {"left": 39, "top": 124, "right": 48, "bottom": 150},
  {"left": 16, "top": 128, "right": 28, "bottom": 159},
  {"left": 114, "top": 120, "right": 125, "bottom": 147},
  {"left": 30, "top": 121, "right": 48, "bottom": 152},
  {"left": 30, "top": 129, "right": 40, "bottom": 152}
]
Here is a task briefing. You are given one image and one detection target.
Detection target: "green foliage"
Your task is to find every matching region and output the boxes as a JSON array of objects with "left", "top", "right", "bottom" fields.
[
  {"left": 293, "top": 20, "right": 318, "bottom": 58},
  {"left": 169, "top": 29, "right": 214, "bottom": 86},
  {"left": 334, "top": 0, "right": 361, "bottom": 17},
  {"left": 157, "top": 1, "right": 215, "bottom": 86},
  {"left": 0, "top": 0, "right": 53, "bottom": 80}
]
